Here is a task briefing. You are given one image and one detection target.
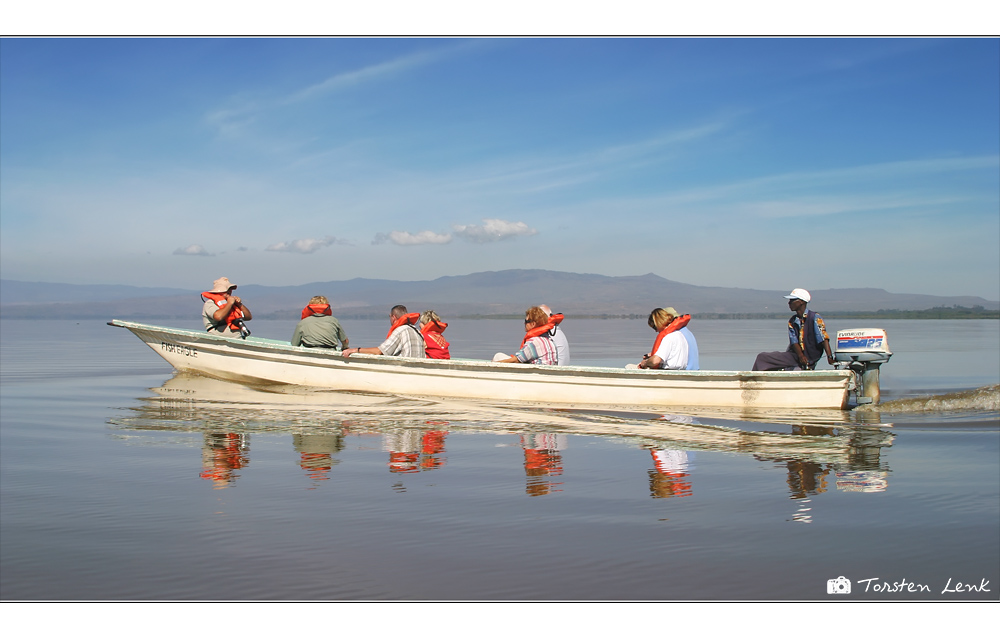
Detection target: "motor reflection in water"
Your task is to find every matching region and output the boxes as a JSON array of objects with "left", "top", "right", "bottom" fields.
[{"left": 109, "top": 373, "right": 896, "bottom": 504}]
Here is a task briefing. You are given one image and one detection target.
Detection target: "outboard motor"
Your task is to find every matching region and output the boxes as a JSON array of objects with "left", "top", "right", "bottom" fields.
[{"left": 834, "top": 329, "right": 892, "bottom": 405}]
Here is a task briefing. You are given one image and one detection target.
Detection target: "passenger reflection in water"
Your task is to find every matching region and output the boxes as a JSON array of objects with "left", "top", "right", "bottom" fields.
[
  {"left": 646, "top": 448, "right": 693, "bottom": 499},
  {"left": 785, "top": 460, "right": 830, "bottom": 499},
  {"left": 743, "top": 423, "right": 892, "bottom": 522},
  {"left": 382, "top": 428, "right": 449, "bottom": 475},
  {"left": 199, "top": 433, "right": 250, "bottom": 489},
  {"left": 294, "top": 433, "right": 345, "bottom": 486},
  {"left": 645, "top": 414, "right": 697, "bottom": 499},
  {"left": 521, "top": 433, "right": 566, "bottom": 496}
]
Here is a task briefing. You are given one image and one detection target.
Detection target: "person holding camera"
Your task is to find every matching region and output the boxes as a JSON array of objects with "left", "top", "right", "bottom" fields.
[{"left": 201, "top": 277, "right": 253, "bottom": 337}]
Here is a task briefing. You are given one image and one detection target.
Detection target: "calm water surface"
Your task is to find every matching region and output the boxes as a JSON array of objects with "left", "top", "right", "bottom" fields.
[{"left": 1, "top": 318, "right": 997, "bottom": 600}]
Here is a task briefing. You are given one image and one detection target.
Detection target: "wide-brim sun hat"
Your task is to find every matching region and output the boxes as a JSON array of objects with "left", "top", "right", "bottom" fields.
[
  {"left": 784, "top": 288, "right": 811, "bottom": 303},
  {"left": 210, "top": 277, "right": 237, "bottom": 293}
]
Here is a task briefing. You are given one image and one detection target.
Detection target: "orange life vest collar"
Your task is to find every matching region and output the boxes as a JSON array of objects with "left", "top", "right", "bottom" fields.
[
  {"left": 650, "top": 314, "right": 691, "bottom": 355},
  {"left": 420, "top": 319, "right": 447, "bottom": 336},
  {"left": 386, "top": 312, "right": 421, "bottom": 339},
  {"left": 520, "top": 313, "right": 563, "bottom": 348},
  {"left": 421, "top": 321, "right": 451, "bottom": 359},
  {"left": 301, "top": 304, "right": 333, "bottom": 320},
  {"left": 202, "top": 291, "right": 245, "bottom": 331}
]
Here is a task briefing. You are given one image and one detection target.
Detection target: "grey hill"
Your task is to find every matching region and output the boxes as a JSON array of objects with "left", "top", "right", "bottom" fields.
[{"left": 1, "top": 270, "right": 997, "bottom": 320}]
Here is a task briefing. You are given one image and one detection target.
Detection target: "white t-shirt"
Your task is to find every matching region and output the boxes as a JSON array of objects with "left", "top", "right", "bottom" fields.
[
  {"left": 653, "top": 331, "right": 689, "bottom": 370},
  {"left": 550, "top": 327, "right": 571, "bottom": 365}
]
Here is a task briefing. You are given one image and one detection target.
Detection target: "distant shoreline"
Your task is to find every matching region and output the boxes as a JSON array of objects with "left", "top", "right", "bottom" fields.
[
  {"left": 7, "top": 308, "right": 997, "bottom": 321},
  {"left": 455, "top": 309, "right": 1000, "bottom": 320}
]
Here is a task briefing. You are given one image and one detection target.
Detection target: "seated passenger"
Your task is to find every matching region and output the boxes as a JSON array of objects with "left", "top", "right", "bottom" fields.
[
  {"left": 752, "top": 289, "right": 834, "bottom": 371},
  {"left": 540, "top": 304, "right": 570, "bottom": 365},
  {"left": 291, "top": 296, "right": 349, "bottom": 350},
  {"left": 494, "top": 306, "right": 558, "bottom": 365},
  {"left": 343, "top": 305, "right": 425, "bottom": 358},
  {"left": 636, "top": 307, "right": 697, "bottom": 370},
  {"left": 419, "top": 310, "right": 451, "bottom": 359},
  {"left": 201, "top": 277, "right": 252, "bottom": 337}
]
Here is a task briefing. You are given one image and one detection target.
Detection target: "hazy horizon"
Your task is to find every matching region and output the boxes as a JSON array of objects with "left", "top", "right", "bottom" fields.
[{"left": 3, "top": 267, "right": 1000, "bottom": 301}]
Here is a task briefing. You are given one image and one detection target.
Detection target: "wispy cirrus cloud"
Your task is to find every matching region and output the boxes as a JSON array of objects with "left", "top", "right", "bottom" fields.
[
  {"left": 453, "top": 218, "right": 538, "bottom": 243},
  {"left": 283, "top": 49, "right": 450, "bottom": 105},
  {"left": 205, "top": 44, "right": 473, "bottom": 137},
  {"left": 728, "top": 155, "right": 1000, "bottom": 196},
  {"left": 266, "top": 236, "right": 347, "bottom": 254},
  {"left": 584, "top": 154, "right": 1000, "bottom": 219},
  {"left": 741, "top": 195, "right": 967, "bottom": 219},
  {"left": 453, "top": 121, "right": 731, "bottom": 196},
  {"left": 173, "top": 244, "right": 214, "bottom": 257},
  {"left": 373, "top": 230, "right": 453, "bottom": 246}
]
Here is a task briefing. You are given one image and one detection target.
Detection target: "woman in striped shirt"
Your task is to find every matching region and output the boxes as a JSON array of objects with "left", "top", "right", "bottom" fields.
[{"left": 494, "top": 306, "right": 558, "bottom": 365}]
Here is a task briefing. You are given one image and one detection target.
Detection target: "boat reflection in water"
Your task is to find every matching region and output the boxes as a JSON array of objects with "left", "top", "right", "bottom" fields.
[{"left": 109, "top": 372, "right": 896, "bottom": 499}]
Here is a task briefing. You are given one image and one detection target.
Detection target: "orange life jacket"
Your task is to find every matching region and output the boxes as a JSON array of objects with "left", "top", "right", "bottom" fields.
[
  {"left": 202, "top": 291, "right": 245, "bottom": 331},
  {"left": 420, "top": 320, "right": 451, "bottom": 359},
  {"left": 301, "top": 303, "right": 333, "bottom": 320},
  {"left": 385, "top": 312, "right": 421, "bottom": 339},
  {"left": 650, "top": 314, "right": 691, "bottom": 356},
  {"left": 520, "top": 313, "right": 564, "bottom": 347}
]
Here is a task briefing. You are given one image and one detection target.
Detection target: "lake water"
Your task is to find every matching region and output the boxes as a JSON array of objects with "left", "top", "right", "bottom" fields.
[{"left": 1, "top": 317, "right": 997, "bottom": 604}]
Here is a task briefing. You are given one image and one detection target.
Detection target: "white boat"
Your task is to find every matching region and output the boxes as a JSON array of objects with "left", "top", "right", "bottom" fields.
[{"left": 110, "top": 319, "right": 867, "bottom": 410}]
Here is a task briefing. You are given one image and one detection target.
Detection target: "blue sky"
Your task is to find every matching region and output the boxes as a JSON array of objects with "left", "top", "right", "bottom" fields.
[{"left": 1, "top": 38, "right": 998, "bottom": 299}]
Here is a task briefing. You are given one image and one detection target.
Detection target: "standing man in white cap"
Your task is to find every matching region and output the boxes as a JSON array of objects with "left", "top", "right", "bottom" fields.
[
  {"left": 201, "top": 277, "right": 253, "bottom": 336},
  {"left": 752, "top": 288, "right": 834, "bottom": 371}
]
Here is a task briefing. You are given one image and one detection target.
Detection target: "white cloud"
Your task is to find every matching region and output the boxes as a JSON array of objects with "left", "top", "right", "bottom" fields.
[
  {"left": 452, "top": 219, "right": 538, "bottom": 243},
  {"left": 370, "top": 219, "right": 537, "bottom": 247},
  {"left": 173, "top": 244, "right": 214, "bottom": 257},
  {"left": 266, "top": 236, "right": 345, "bottom": 254},
  {"left": 373, "top": 230, "right": 453, "bottom": 246}
]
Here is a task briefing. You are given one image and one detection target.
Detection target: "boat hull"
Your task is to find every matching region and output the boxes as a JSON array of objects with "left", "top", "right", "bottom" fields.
[{"left": 110, "top": 320, "right": 854, "bottom": 410}]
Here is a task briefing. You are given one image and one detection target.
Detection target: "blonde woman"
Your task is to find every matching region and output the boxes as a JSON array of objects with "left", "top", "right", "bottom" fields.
[
  {"left": 637, "top": 307, "right": 698, "bottom": 370},
  {"left": 419, "top": 310, "right": 451, "bottom": 359}
]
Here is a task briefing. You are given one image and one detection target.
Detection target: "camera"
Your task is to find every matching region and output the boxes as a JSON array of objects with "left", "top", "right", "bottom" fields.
[
  {"left": 234, "top": 319, "right": 251, "bottom": 339},
  {"left": 827, "top": 576, "right": 851, "bottom": 594}
]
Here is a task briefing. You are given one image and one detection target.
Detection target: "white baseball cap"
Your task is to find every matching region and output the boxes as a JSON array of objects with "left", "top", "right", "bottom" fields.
[{"left": 784, "top": 288, "right": 811, "bottom": 303}]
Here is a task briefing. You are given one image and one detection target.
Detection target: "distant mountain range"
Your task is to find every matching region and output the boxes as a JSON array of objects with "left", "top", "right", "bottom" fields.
[{"left": 1, "top": 270, "right": 997, "bottom": 319}]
